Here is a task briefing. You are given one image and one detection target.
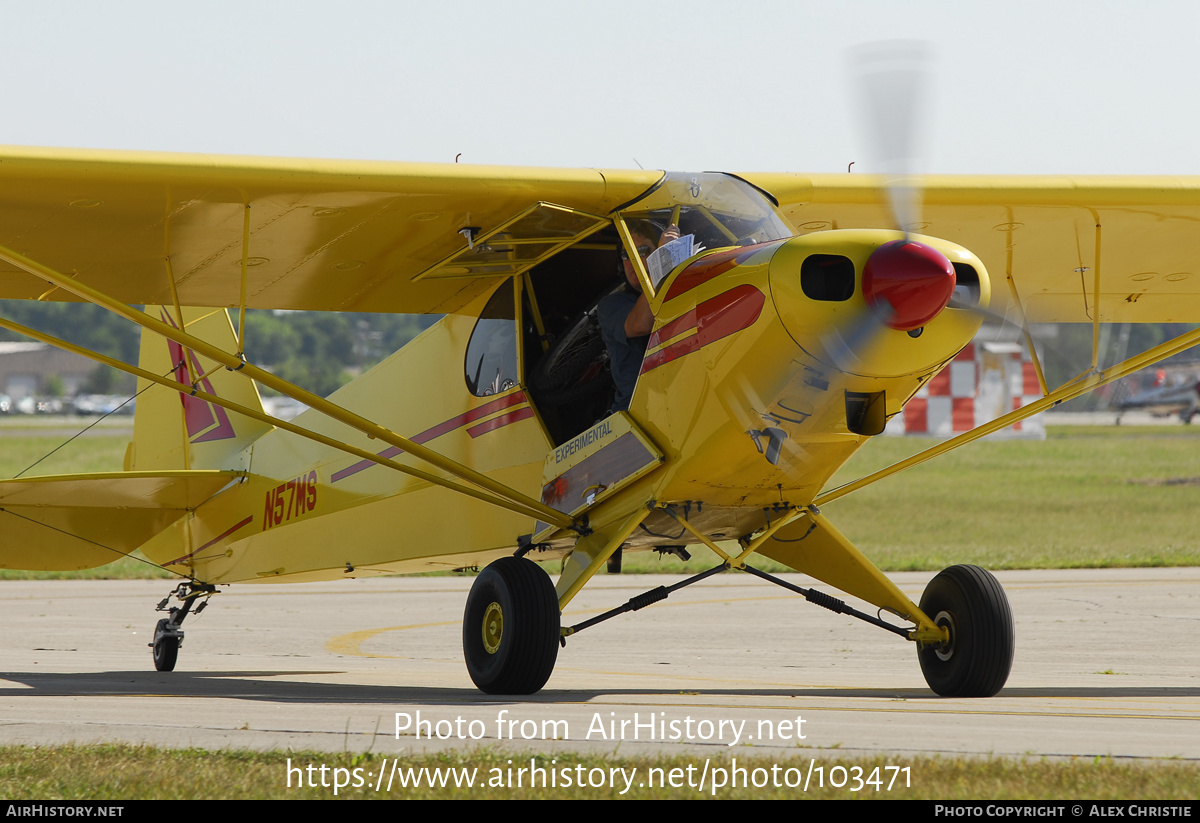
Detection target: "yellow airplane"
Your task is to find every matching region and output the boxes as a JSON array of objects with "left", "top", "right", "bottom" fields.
[{"left": 0, "top": 146, "right": 1196, "bottom": 698}]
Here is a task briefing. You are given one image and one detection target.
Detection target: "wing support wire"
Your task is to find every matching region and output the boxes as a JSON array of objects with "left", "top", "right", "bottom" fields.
[
  {"left": 0, "top": 244, "right": 576, "bottom": 530},
  {"left": 814, "top": 322, "right": 1200, "bottom": 507}
]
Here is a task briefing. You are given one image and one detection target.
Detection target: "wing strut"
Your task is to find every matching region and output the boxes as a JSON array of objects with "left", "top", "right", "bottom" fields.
[
  {"left": 0, "top": 244, "right": 576, "bottom": 530},
  {"left": 815, "top": 323, "right": 1200, "bottom": 507},
  {"left": 238, "top": 203, "right": 251, "bottom": 357},
  {"left": 0, "top": 313, "right": 560, "bottom": 525},
  {"left": 1089, "top": 215, "right": 1104, "bottom": 371},
  {"left": 1000, "top": 214, "right": 1049, "bottom": 396}
]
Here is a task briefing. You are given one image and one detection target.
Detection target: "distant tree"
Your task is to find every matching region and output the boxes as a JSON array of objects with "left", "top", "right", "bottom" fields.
[
  {"left": 0, "top": 301, "right": 139, "bottom": 364},
  {"left": 0, "top": 302, "right": 440, "bottom": 399},
  {"left": 43, "top": 374, "right": 64, "bottom": 398},
  {"left": 82, "top": 365, "right": 117, "bottom": 394}
]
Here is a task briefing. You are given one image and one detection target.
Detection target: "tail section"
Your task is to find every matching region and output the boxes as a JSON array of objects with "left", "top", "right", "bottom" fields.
[
  {"left": 127, "top": 307, "right": 273, "bottom": 471},
  {"left": 0, "top": 470, "right": 243, "bottom": 571}
]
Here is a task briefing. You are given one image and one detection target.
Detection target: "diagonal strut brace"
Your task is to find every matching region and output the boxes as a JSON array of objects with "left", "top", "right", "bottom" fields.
[{"left": 561, "top": 561, "right": 913, "bottom": 642}]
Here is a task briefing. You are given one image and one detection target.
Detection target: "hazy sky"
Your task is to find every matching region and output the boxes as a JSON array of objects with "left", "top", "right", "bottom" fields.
[{"left": 5, "top": 1, "right": 1198, "bottom": 175}]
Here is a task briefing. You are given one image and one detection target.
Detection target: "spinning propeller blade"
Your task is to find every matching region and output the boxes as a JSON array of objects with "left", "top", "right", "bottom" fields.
[
  {"left": 850, "top": 39, "right": 933, "bottom": 238},
  {"left": 812, "top": 43, "right": 958, "bottom": 373}
]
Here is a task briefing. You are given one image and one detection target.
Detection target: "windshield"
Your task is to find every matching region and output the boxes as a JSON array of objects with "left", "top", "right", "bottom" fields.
[{"left": 618, "top": 172, "right": 790, "bottom": 251}]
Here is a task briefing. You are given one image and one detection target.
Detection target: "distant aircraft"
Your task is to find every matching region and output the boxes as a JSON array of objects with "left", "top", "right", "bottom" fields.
[{"left": 1114, "top": 369, "right": 1200, "bottom": 423}]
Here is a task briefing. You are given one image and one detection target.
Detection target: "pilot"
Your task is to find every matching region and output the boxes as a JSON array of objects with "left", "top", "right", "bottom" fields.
[{"left": 598, "top": 220, "right": 680, "bottom": 413}]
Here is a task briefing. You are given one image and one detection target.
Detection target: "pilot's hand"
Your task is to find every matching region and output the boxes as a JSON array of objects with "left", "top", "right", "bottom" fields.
[{"left": 659, "top": 224, "right": 681, "bottom": 247}]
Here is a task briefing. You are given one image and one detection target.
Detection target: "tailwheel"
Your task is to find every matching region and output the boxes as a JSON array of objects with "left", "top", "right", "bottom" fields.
[
  {"left": 148, "top": 580, "right": 215, "bottom": 673},
  {"left": 463, "top": 556, "right": 560, "bottom": 694},
  {"left": 151, "top": 618, "right": 180, "bottom": 672},
  {"left": 917, "top": 564, "right": 1014, "bottom": 697}
]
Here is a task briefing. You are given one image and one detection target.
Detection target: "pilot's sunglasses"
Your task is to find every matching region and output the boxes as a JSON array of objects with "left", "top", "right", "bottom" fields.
[{"left": 620, "top": 245, "right": 654, "bottom": 261}]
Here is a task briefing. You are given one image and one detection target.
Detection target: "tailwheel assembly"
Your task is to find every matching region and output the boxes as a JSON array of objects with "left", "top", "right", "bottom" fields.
[
  {"left": 150, "top": 581, "right": 217, "bottom": 672},
  {"left": 463, "top": 556, "right": 560, "bottom": 694},
  {"left": 916, "top": 564, "right": 1014, "bottom": 697}
]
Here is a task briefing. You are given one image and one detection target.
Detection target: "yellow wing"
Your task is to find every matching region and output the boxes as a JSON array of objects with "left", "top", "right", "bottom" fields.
[
  {"left": 752, "top": 173, "right": 1200, "bottom": 323},
  {"left": 0, "top": 146, "right": 661, "bottom": 315},
  {"left": 5, "top": 147, "right": 1199, "bottom": 323}
]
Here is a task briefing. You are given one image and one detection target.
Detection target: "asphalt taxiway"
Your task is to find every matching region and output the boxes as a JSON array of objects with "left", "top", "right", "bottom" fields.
[{"left": 0, "top": 569, "right": 1196, "bottom": 761}]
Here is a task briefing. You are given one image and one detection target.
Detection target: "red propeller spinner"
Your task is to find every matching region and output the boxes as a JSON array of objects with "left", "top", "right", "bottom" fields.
[{"left": 862, "top": 239, "right": 956, "bottom": 332}]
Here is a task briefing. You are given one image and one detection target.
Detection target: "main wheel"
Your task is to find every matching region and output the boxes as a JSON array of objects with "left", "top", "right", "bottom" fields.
[
  {"left": 917, "top": 564, "right": 1014, "bottom": 697},
  {"left": 463, "top": 557, "right": 560, "bottom": 694},
  {"left": 152, "top": 618, "right": 179, "bottom": 672}
]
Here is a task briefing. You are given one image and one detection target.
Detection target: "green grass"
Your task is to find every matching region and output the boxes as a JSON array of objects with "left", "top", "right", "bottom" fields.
[
  {"left": 0, "top": 553, "right": 171, "bottom": 580},
  {"left": 0, "top": 745, "right": 1195, "bottom": 800},
  {"left": 822, "top": 424, "right": 1200, "bottom": 570},
  {"left": 0, "top": 428, "right": 128, "bottom": 477}
]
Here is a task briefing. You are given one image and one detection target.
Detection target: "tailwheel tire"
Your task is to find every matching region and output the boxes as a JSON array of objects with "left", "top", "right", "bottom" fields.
[
  {"left": 152, "top": 618, "right": 179, "bottom": 672},
  {"left": 917, "top": 564, "right": 1014, "bottom": 697},
  {"left": 463, "top": 557, "right": 560, "bottom": 694}
]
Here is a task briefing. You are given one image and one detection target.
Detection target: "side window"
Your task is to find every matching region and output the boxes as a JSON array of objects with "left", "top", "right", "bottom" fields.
[{"left": 465, "top": 284, "right": 518, "bottom": 396}]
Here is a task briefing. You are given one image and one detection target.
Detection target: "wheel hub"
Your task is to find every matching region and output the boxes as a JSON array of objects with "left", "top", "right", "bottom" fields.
[
  {"left": 482, "top": 601, "right": 504, "bottom": 654},
  {"left": 933, "top": 609, "right": 956, "bottom": 662}
]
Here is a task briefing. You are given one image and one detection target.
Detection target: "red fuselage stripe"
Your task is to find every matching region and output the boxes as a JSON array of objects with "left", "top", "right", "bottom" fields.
[
  {"left": 331, "top": 391, "right": 528, "bottom": 483},
  {"left": 467, "top": 407, "right": 536, "bottom": 438},
  {"left": 660, "top": 240, "right": 784, "bottom": 302},
  {"left": 641, "top": 285, "right": 765, "bottom": 374},
  {"left": 163, "top": 515, "right": 254, "bottom": 566}
]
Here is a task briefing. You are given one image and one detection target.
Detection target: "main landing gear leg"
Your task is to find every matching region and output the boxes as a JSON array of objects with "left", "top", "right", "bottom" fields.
[
  {"left": 757, "top": 508, "right": 1015, "bottom": 697},
  {"left": 150, "top": 581, "right": 217, "bottom": 672}
]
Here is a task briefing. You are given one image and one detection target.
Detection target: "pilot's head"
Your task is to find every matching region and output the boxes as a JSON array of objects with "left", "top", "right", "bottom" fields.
[{"left": 620, "top": 219, "right": 658, "bottom": 292}]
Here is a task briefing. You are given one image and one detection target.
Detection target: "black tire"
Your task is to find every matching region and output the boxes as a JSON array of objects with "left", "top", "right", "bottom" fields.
[
  {"left": 917, "top": 565, "right": 1014, "bottom": 697},
  {"left": 463, "top": 557, "right": 560, "bottom": 694},
  {"left": 152, "top": 618, "right": 179, "bottom": 672},
  {"left": 607, "top": 547, "right": 623, "bottom": 574}
]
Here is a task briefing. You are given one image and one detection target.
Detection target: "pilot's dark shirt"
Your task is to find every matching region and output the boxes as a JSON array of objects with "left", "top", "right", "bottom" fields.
[{"left": 597, "top": 288, "right": 649, "bottom": 412}]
